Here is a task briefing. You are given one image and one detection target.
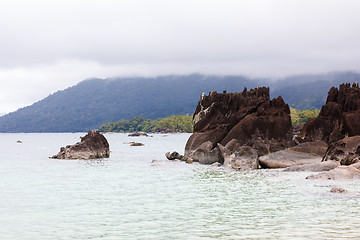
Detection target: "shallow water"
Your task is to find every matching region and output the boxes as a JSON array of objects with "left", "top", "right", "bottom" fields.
[{"left": 0, "top": 133, "right": 360, "bottom": 239}]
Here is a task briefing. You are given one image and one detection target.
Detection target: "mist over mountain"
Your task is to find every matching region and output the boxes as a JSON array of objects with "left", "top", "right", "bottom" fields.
[
  {"left": 0, "top": 72, "right": 359, "bottom": 132},
  {"left": 272, "top": 71, "right": 360, "bottom": 109}
]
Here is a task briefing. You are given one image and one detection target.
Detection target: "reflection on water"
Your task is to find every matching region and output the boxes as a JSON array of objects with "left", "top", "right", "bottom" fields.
[{"left": 0, "top": 133, "right": 360, "bottom": 239}]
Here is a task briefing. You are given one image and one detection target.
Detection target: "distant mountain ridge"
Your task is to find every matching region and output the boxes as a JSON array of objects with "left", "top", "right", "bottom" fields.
[{"left": 0, "top": 72, "right": 359, "bottom": 132}]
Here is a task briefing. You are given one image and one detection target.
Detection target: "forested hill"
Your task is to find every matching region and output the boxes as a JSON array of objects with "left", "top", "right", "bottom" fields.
[
  {"left": 0, "top": 72, "right": 359, "bottom": 132},
  {"left": 0, "top": 75, "right": 265, "bottom": 132}
]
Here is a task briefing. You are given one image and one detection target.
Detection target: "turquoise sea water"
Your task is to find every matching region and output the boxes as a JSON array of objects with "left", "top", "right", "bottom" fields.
[{"left": 1, "top": 133, "right": 360, "bottom": 239}]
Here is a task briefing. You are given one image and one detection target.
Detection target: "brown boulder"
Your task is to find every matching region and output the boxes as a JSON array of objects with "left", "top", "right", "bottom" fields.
[
  {"left": 190, "top": 141, "right": 223, "bottom": 165},
  {"left": 51, "top": 130, "right": 110, "bottom": 159},
  {"left": 259, "top": 152, "right": 322, "bottom": 169},
  {"left": 301, "top": 83, "right": 360, "bottom": 143},
  {"left": 165, "top": 151, "right": 184, "bottom": 161},
  {"left": 219, "top": 140, "right": 259, "bottom": 170},
  {"left": 322, "top": 135, "right": 360, "bottom": 165},
  {"left": 283, "top": 161, "right": 340, "bottom": 172},
  {"left": 259, "top": 141, "right": 327, "bottom": 169},
  {"left": 229, "top": 146, "right": 259, "bottom": 171}
]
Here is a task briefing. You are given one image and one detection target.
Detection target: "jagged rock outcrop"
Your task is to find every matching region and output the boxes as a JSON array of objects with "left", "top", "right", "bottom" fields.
[
  {"left": 301, "top": 82, "right": 360, "bottom": 143},
  {"left": 51, "top": 130, "right": 110, "bottom": 159},
  {"left": 184, "top": 87, "right": 293, "bottom": 168},
  {"left": 322, "top": 135, "right": 360, "bottom": 165}
]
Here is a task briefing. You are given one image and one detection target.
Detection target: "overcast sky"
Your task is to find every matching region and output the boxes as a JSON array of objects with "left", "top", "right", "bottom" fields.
[{"left": 1, "top": 0, "right": 360, "bottom": 113}]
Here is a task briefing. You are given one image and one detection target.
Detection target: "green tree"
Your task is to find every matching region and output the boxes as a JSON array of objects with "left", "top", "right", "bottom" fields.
[
  {"left": 99, "top": 114, "right": 193, "bottom": 133},
  {"left": 290, "top": 107, "right": 320, "bottom": 126}
]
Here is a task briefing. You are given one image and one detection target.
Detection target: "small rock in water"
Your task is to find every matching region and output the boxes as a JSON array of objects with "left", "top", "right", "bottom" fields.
[
  {"left": 151, "top": 159, "right": 166, "bottom": 166},
  {"left": 130, "top": 142, "right": 144, "bottom": 146},
  {"left": 211, "top": 162, "right": 221, "bottom": 167},
  {"left": 185, "top": 157, "right": 193, "bottom": 164},
  {"left": 330, "top": 187, "right": 347, "bottom": 193},
  {"left": 165, "top": 151, "right": 184, "bottom": 161},
  {"left": 128, "top": 132, "right": 148, "bottom": 137},
  {"left": 50, "top": 129, "right": 110, "bottom": 160}
]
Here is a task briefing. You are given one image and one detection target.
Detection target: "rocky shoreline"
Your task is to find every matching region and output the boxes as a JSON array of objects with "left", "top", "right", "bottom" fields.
[
  {"left": 167, "top": 82, "right": 360, "bottom": 181},
  {"left": 49, "top": 82, "right": 360, "bottom": 182}
]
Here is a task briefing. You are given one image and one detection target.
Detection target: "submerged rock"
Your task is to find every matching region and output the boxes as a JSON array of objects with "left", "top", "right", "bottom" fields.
[
  {"left": 130, "top": 142, "right": 144, "bottom": 146},
  {"left": 330, "top": 187, "right": 347, "bottom": 193},
  {"left": 322, "top": 135, "right": 360, "bottom": 165},
  {"left": 128, "top": 132, "right": 148, "bottom": 137},
  {"left": 306, "top": 165, "right": 360, "bottom": 180},
  {"left": 185, "top": 87, "right": 293, "bottom": 166},
  {"left": 51, "top": 130, "right": 110, "bottom": 160}
]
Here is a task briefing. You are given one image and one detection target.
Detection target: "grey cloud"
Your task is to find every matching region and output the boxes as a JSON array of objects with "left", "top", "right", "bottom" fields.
[
  {"left": 1, "top": 0, "right": 360, "bottom": 113},
  {"left": 1, "top": 0, "right": 360, "bottom": 67}
]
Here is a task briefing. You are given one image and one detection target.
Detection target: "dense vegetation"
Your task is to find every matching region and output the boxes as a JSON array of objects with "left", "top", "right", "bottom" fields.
[
  {"left": 99, "top": 108, "right": 321, "bottom": 133},
  {"left": 99, "top": 115, "right": 193, "bottom": 133},
  {"left": 290, "top": 107, "right": 320, "bottom": 126},
  {"left": 0, "top": 72, "right": 358, "bottom": 132}
]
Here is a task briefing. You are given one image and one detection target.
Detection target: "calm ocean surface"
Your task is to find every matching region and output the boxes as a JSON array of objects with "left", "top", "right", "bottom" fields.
[{"left": 1, "top": 133, "right": 360, "bottom": 239}]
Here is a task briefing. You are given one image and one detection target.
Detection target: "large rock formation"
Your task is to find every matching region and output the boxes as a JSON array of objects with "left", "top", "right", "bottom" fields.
[
  {"left": 184, "top": 87, "right": 293, "bottom": 168},
  {"left": 301, "top": 82, "right": 360, "bottom": 143},
  {"left": 322, "top": 135, "right": 360, "bottom": 165},
  {"left": 51, "top": 130, "right": 110, "bottom": 159}
]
